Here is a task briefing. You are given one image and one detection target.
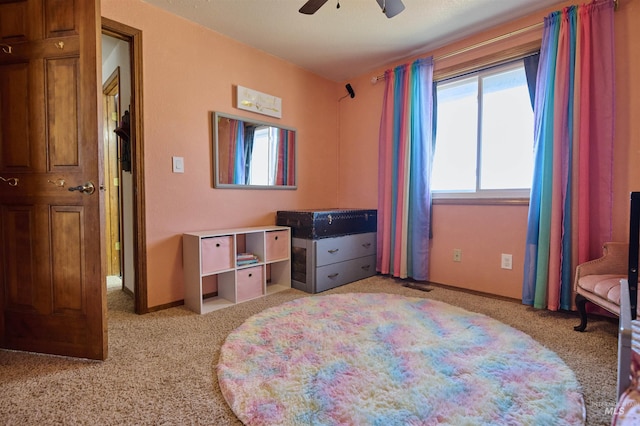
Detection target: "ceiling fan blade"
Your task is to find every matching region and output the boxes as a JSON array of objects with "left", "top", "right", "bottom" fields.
[
  {"left": 299, "top": 0, "right": 330, "bottom": 15},
  {"left": 375, "top": 0, "right": 405, "bottom": 18}
]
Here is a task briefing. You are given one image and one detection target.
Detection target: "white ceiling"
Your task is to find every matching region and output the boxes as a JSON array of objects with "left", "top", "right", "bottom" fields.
[{"left": 141, "top": 0, "right": 563, "bottom": 82}]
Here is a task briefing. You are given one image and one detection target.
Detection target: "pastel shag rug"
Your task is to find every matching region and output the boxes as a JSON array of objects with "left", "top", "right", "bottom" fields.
[{"left": 217, "top": 293, "right": 585, "bottom": 425}]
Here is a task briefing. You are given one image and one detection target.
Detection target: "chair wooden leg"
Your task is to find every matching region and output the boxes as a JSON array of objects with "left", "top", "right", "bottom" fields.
[{"left": 574, "top": 293, "right": 588, "bottom": 332}]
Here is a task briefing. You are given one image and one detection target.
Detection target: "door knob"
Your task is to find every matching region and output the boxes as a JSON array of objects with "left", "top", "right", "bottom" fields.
[{"left": 68, "top": 181, "right": 95, "bottom": 195}]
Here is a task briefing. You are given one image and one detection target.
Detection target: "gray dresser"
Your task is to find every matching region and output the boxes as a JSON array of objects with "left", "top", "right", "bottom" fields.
[{"left": 276, "top": 209, "right": 377, "bottom": 293}]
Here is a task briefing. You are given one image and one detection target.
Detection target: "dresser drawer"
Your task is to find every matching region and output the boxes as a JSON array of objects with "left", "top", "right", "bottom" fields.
[
  {"left": 236, "top": 265, "right": 264, "bottom": 302},
  {"left": 352, "top": 255, "right": 376, "bottom": 281},
  {"left": 315, "top": 232, "right": 376, "bottom": 267},
  {"left": 315, "top": 255, "right": 376, "bottom": 293},
  {"left": 265, "top": 230, "right": 289, "bottom": 262},
  {"left": 201, "top": 236, "right": 234, "bottom": 274}
]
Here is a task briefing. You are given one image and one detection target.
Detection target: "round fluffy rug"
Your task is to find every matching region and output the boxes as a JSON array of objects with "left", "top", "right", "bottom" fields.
[{"left": 217, "top": 293, "right": 585, "bottom": 425}]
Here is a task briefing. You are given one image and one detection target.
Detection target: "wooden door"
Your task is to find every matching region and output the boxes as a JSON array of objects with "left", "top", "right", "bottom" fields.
[
  {"left": 103, "top": 70, "right": 122, "bottom": 277},
  {"left": 0, "top": 0, "right": 106, "bottom": 360}
]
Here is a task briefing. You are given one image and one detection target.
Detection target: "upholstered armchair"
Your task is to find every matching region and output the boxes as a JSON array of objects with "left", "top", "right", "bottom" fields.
[{"left": 573, "top": 242, "right": 630, "bottom": 332}]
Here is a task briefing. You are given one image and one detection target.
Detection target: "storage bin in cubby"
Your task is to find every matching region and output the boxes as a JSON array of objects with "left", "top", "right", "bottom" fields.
[
  {"left": 201, "top": 236, "right": 233, "bottom": 274},
  {"left": 265, "top": 230, "right": 289, "bottom": 261},
  {"left": 237, "top": 265, "right": 264, "bottom": 302}
]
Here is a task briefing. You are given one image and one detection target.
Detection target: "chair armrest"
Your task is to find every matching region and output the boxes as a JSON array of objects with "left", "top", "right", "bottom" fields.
[{"left": 574, "top": 242, "right": 629, "bottom": 290}]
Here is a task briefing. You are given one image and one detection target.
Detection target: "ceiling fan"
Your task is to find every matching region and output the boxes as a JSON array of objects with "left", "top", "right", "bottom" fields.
[{"left": 299, "top": 0, "right": 405, "bottom": 18}]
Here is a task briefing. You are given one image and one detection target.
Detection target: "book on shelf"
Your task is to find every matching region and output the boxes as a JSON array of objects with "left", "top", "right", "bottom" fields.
[
  {"left": 237, "top": 252, "right": 257, "bottom": 261},
  {"left": 236, "top": 253, "right": 259, "bottom": 266}
]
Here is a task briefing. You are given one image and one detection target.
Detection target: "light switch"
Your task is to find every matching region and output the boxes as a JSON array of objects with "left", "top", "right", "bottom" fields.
[{"left": 172, "top": 156, "right": 184, "bottom": 173}]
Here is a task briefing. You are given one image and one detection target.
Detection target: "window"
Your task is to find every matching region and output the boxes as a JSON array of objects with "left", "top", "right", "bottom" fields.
[
  {"left": 431, "top": 60, "right": 534, "bottom": 198},
  {"left": 248, "top": 126, "right": 279, "bottom": 185}
]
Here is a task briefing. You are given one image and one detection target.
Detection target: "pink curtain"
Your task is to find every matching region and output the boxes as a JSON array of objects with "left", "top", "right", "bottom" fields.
[
  {"left": 275, "top": 129, "right": 295, "bottom": 186},
  {"left": 576, "top": 0, "right": 616, "bottom": 265}
]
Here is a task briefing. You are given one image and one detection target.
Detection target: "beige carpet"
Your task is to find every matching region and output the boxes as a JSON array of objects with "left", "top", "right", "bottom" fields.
[{"left": 0, "top": 276, "right": 618, "bottom": 425}]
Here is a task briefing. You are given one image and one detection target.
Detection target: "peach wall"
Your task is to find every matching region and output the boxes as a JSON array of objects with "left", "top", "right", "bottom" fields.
[
  {"left": 101, "top": 0, "right": 344, "bottom": 308},
  {"left": 614, "top": 0, "right": 640, "bottom": 236},
  {"left": 101, "top": 0, "right": 639, "bottom": 307},
  {"left": 338, "top": 0, "right": 640, "bottom": 299},
  {"left": 429, "top": 205, "right": 529, "bottom": 298}
]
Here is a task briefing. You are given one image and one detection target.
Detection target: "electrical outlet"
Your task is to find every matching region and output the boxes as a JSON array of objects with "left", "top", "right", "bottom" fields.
[
  {"left": 501, "top": 253, "right": 513, "bottom": 270},
  {"left": 453, "top": 249, "right": 462, "bottom": 262}
]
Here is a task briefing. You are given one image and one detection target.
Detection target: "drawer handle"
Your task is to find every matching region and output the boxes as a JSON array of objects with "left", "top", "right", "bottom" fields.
[
  {"left": 328, "top": 249, "right": 339, "bottom": 254},
  {"left": 275, "top": 236, "right": 278, "bottom": 240},
  {"left": 216, "top": 243, "right": 220, "bottom": 247},
  {"left": 362, "top": 243, "right": 371, "bottom": 248},
  {"left": 328, "top": 273, "right": 339, "bottom": 279},
  {"left": 361, "top": 264, "right": 371, "bottom": 270},
  {"left": 248, "top": 273, "right": 252, "bottom": 277}
]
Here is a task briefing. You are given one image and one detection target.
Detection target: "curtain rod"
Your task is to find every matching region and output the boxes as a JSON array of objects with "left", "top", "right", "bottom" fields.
[
  {"left": 370, "top": 22, "right": 542, "bottom": 83},
  {"left": 371, "top": 0, "right": 619, "bottom": 84}
]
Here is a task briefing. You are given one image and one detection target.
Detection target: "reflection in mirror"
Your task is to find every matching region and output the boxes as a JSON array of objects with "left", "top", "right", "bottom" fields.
[{"left": 214, "top": 112, "right": 296, "bottom": 189}]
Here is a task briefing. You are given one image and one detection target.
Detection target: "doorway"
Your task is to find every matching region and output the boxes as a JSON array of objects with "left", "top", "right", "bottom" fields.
[
  {"left": 102, "top": 65, "right": 124, "bottom": 291},
  {"left": 101, "top": 18, "right": 148, "bottom": 314},
  {"left": 102, "top": 36, "right": 127, "bottom": 297}
]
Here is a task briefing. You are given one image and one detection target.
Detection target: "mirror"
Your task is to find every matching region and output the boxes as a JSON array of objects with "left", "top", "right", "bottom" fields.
[{"left": 214, "top": 112, "right": 297, "bottom": 189}]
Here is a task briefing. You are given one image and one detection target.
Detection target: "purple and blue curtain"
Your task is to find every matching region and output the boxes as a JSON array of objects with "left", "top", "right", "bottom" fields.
[
  {"left": 523, "top": 0, "right": 615, "bottom": 311},
  {"left": 227, "top": 122, "right": 258, "bottom": 185},
  {"left": 377, "top": 57, "right": 434, "bottom": 281},
  {"left": 242, "top": 125, "right": 256, "bottom": 184}
]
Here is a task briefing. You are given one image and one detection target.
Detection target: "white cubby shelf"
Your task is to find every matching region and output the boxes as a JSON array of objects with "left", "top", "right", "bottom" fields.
[{"left": 182, "top": 225, "right": 291, "bottom": 314}]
